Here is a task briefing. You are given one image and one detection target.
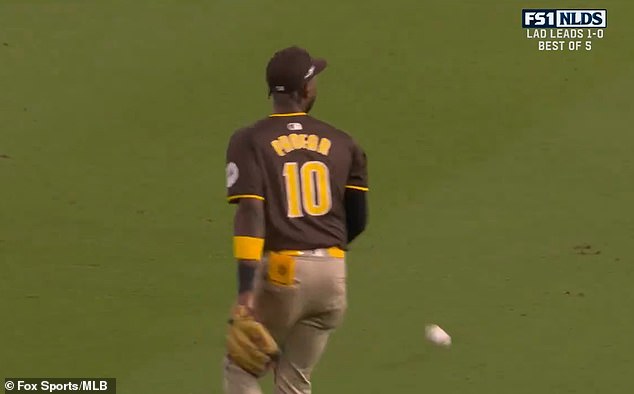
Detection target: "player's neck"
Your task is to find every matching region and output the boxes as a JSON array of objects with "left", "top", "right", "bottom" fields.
[
  {"left": 272, "top": 105, "right": 304, "bottom": 115},
  {"left": 272, "top": 96, "right": 305, "bottom": 115}
]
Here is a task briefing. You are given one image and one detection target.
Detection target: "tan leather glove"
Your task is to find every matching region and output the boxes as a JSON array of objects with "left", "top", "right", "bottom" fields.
[{"left": 226, "top": 305, "right": 279, "bottom": 376}]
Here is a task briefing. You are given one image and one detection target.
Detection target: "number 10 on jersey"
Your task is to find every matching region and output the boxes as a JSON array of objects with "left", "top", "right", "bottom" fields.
[{"left": 282, "top": 161, "right": 332, "bottom": 218}]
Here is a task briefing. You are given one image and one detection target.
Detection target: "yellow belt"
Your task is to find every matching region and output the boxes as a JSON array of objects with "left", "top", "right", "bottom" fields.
[{"left": 272, "top": 247, "right": 345, "bottom": 259}]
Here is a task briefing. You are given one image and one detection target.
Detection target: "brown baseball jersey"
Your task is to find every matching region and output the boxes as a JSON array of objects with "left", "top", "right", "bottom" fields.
[{"left": 225, "top": 112, "right": 368, "bottom": 252}]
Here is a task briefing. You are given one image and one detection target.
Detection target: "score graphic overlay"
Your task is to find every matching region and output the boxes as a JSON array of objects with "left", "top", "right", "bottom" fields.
[{"left": 522, "top": 9, "right": 607, "bottom": 51}]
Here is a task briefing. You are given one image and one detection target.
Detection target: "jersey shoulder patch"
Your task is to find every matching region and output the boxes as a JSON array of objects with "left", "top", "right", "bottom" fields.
[{"left": 226, "top": 162, "right": 239, "bottom": 188}]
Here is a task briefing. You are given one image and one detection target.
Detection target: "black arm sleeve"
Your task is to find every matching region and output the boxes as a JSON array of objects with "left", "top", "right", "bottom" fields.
[
  {"left": 345, "top": 188, "right": 368, "bottom": 244},
  {"left": 237, "top": 261, "right": 257, "bottom": 294}
]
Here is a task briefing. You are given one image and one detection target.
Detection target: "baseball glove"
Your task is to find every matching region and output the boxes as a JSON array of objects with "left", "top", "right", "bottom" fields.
[{"left": 226, "top": 305, "right": 279, "bottom": 376}]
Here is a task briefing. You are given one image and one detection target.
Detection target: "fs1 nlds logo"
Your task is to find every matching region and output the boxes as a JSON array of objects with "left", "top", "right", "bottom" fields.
[{"left": 522, "top": 9, "right": 607, "bottom": 28}]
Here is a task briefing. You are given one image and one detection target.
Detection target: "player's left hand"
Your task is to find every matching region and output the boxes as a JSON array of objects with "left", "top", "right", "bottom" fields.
[{"left": 226, "top": 305, "right": 279, "bottom": 377}]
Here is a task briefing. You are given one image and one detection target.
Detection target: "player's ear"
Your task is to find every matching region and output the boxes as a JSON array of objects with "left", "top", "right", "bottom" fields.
[{"left": 300, "top": 82, "right": 309, "bottom": 99}]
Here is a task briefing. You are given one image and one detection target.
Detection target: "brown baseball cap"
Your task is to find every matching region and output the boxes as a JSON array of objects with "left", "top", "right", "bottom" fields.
[{"left": 266, "top": 46, "right": 327, "bottom": 95}]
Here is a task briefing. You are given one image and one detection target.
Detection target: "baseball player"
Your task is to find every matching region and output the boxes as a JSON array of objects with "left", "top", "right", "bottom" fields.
[{"left": 223, "top": 46, "right": 369, "bottom": 394}]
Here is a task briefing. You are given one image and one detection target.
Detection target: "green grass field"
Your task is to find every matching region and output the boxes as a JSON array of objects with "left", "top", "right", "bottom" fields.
[{"left": 2, "top": 1, "right": 634, "bottom": 393}]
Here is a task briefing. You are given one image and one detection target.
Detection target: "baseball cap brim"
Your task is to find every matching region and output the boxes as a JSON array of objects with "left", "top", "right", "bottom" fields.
[{"left": 312, "top": 58, "right": 327, "bottom": 77}]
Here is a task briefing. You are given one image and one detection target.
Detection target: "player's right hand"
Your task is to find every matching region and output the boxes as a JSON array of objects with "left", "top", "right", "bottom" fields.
[{"left": 226, "top": 305, "right": 279, "bottom": 377}]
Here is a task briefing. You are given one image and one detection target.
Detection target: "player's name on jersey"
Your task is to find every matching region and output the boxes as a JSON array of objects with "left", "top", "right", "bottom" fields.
[
  {"left": 271, "top": 133, "right": 332, "bottom": 157},
  {"left": 526, "top": 29, "right": 594, "bottom": 39}
]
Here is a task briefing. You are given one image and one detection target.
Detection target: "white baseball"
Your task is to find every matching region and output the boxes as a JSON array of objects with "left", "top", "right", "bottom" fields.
[{"left": 425, "top": 324, "right": 452, "bottom": 346}]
